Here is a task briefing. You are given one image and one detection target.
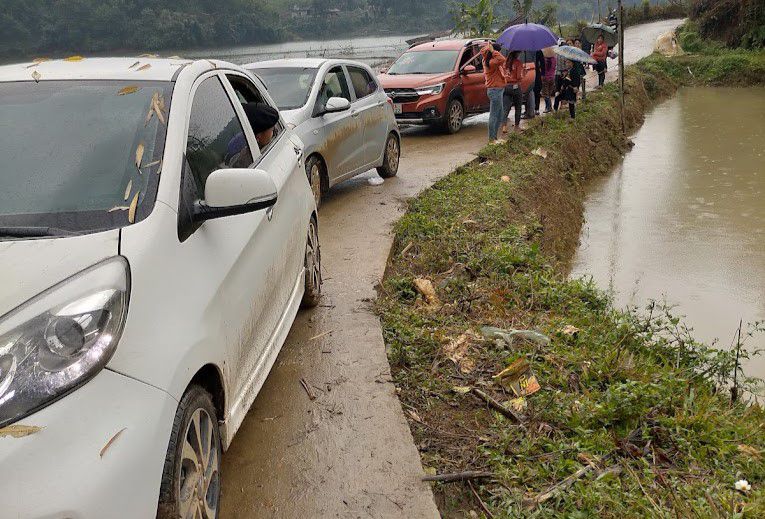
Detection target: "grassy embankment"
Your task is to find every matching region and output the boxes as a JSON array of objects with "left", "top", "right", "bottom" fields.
[{"left": 377, "top": 34, "right": 765, "bottom": 518}]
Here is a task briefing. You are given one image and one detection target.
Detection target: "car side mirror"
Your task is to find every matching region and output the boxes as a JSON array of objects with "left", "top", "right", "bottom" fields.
[
  {"left": 461, "top": 64, "right": 477, "bottom": 75},
  {"left": 323, "top": 97, "right": 351, "bottom": 115},
  {"left": 193, "top": 168, "right": 277, "bottom": 223}
]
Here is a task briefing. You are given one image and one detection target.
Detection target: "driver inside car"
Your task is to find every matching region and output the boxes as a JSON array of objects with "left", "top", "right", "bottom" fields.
[{"left": 244, "top": 102, "right": 280, "bottom": 150}]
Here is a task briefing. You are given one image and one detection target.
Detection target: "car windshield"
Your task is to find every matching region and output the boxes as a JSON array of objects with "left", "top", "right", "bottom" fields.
[
  {"left": 252, "top": 67, "right": 318, "bottom": 110},
  {"left": 387, "top": 50, "right": 460, "bottom": 75},
  {"left": 0, "top": 80, "right": 172, "bottom": 235}
]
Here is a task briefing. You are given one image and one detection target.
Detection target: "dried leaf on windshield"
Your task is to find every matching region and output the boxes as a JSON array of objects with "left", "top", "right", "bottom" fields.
[
  {"left": 151, "top": 92, "right": 167, "bottom": 125},
  {"left": 108, "top": 206, "right": 129, "bottom": 212},
  {"left": 136, "top": 63, "right": 151, "bottom": 72},
  {"left": 138, "top": 53, "right": 158, "bottom": 58},
  {"left": 118, "top": 86, "right": 140, "bottom": 96},
  {"left": 135, "top": 143, "right": 145, "bottom": 169},
  {"left": 124, "top": 180, "right": 132, "bottom": 201},
  {"left": 31, "top": 70, "right": 42, "bottom": 83},
  {"left": 143, "top": 160, "right": 161, "bottom": 169},
  {"left": 128, "top": 61, "right": 140, "bottom": 69},
  {"left": 26, "top": 58, "right": 49, "bottom": 68},
  {"left": 64, "top": 55, "right": 84, "bottom": 62},
  {"left": 128, "top": 193, "right": 139, "bottom": 223}
]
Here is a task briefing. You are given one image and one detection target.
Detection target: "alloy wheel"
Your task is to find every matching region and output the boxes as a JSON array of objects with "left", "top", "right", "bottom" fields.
[
  {"left": 386, "top": 136, "right": 400, "bottom": 173},
  {"left": 306, "top": 219, "right": 321, "bottom": 296},
  {"left": 449, "top": 102, "right": 463, "bottom": 133},
  {"left": 309, "top": 163, "right": 322, "bottom": 208},
  {"left": 178, "top": 408, "right": 220, "bottom": 519}
]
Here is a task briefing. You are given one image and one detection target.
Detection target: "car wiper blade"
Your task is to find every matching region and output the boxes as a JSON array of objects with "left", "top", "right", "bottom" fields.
[{"left": 0, "top": 226, "right": 79, "bottom": 238}]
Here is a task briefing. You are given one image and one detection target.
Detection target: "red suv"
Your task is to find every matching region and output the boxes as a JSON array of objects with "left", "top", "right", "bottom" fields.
[{"left": 379, "top": 39, "right": 535, "bottom": 133}]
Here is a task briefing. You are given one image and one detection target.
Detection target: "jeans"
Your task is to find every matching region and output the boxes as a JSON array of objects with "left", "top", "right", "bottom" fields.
[
  {"left": 502, "top": 85, "right": 522, "bottom": 127},
  {"left": 595, "top": 61, "right": 606, "bottom": 86},
  {"left": 487, "top": 87, "right": 504, "bottom": 140}
]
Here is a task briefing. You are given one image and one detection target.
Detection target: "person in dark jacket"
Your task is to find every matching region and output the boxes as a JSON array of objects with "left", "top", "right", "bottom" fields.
[
  {"left": 554, "top": 59, "right": 581, "bottom": 119},
  {"left": 533, "top": 50, "right": 544, "bottom": 114}
]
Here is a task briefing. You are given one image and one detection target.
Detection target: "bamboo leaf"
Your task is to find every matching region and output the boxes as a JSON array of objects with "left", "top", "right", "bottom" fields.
[
  {"left": 64, "top": 55, "right": 84, "bottom": 62},
  {"left": 136, "top": 63, "right": 151, "bottom": 72},
  {"left": 117, "top": 86, "right": 140, "bottom": 96},
  {"left": 128, "top": 193, "right": 139, "bottom": 223},
  {"left": 135, "top": 143, "right": 145, "bottom": 169},
  {"left": 124, "top": 180, "right": 132, "bottom": 201}
]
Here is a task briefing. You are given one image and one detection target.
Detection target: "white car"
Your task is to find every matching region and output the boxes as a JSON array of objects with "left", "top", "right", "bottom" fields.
[
  {"left": 0, "top": 57, "right": 321, "bottom": 518},
  {"left": 245, "top": 59, "right": 401, "bottom": 208}
]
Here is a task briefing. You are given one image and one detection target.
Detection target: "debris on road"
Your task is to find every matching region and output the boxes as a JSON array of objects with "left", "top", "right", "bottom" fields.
[
  {"left": 531, "top": 147, "right": 548, "bottom": 159},
  {"left": 300, "top": 378, "right": 316, "bottom": 401},
  {"left": 413, "top": 277, "right": 440, "bottom": 306},
  {"left": 493, "top": 358, "right": 541, "bottom": 398},
  {"left": 368, "top": 176, "right": 385, "bottom": 186},
  {"left": 481, "top": 326, "right": 550, "bottom": 347},
  {"left": 470, "top": 388, "right": 523, "bottom": 422},
  {"left": 443, "top": 333, "right": 477, "bottom": 374},
  {"left": 422, "top": 470, "right": 494, "bottom": 483},
  {"left": 309, "top": 330, "right": 333, "bottom": 341}
]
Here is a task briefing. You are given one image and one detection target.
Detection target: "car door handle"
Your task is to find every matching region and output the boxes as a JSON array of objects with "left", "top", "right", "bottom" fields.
[{"left": 351, "top": 110, "right": 360, "bottom": 118}]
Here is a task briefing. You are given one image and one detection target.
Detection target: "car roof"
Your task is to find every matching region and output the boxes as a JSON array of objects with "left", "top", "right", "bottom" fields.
[
  {"left": 409, "top": 38, "right": 492, "bottom": 52},
  {"left": 0, "top": 57, "right": 220, "bottom": 82},
  {"left": 246, "top": 58, "right": 328, "bottom": 69}
]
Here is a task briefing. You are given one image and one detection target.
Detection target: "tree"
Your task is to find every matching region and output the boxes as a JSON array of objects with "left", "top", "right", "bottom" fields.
[{"left": 453, "top": 0, "right": 502, "bottom": 37}]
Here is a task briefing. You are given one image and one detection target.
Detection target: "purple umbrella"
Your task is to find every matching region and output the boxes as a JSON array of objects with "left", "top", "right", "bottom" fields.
[{"left": 497, "top": 23, "right": 559, "bottom": 51}]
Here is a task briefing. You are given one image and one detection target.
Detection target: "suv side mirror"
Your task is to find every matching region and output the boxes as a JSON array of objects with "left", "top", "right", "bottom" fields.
[
  {"left": 461, "top": 64, "right": 477, "bottom": 75},
  {"left": 194, "top": 168, "right": 277, "bottom": 223}
]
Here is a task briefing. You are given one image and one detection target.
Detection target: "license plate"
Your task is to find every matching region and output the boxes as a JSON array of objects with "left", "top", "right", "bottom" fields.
[{"left": 393, "top": 103, "right": 403, "bottom": 115}]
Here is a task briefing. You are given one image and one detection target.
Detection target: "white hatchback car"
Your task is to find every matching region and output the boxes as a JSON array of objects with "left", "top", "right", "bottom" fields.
[
  {"left": 245, "top": 59, "right": 401, "bottom": 208},
  {"left": 0, "top": 58, "right": 321, "bottom": 518}
]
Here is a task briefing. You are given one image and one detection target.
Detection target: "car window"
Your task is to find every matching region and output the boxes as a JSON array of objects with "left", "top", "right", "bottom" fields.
[
  {"left": 186, "top": 76, "right": 253, "bottom": 198},
  {"left": 317, "top": 67, "right": 352, "bottom": 109},
  {"left": 252, "top": 67, "right": 318, "bottom": 110},
  {"left": 347, "top": 66, "right": 378, "bottom": 100},
  {"left": 225, "top": 73, "right": 283, "bottom": 153}
]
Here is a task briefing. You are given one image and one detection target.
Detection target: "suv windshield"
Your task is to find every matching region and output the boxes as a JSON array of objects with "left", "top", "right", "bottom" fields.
[
  {"left": 252, "top": 67, "right": 318, "bottom": 110},
  {"left": 387, "top": 50, "right": 460, "bottom": 75},
  {"left": 0, "top": 80, "right": 172, "bottom": 236}
]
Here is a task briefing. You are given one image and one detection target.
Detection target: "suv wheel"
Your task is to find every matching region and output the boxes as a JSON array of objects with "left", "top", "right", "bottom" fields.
[
  {"left": 376, "top": 133, "right": 400, "bottom": 178},
  {"left": 443, "top": 98, "right": 464, "bottom": 134},
  {"left": 301, "top": 217, "right": 322, "bottom": 308},
  {"left": 157, "top": 386, "right": 221, "bottom": 519}
]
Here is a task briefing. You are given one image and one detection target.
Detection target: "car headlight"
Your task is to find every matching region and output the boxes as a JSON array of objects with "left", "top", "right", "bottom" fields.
[
  {"left": 0, "top": 257, "right": 129, "bottom": 428},
  {"left": 415, "top": 83, "right": 445, "bottom": 96}
]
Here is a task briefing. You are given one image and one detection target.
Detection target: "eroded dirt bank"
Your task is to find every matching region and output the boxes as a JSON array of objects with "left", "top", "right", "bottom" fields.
[{"left": 220, "top": 19, "right": 684, "bottom": 518}]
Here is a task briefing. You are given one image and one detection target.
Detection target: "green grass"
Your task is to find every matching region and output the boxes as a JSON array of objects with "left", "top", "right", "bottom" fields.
[{"left": 378, "top": 52, "right": 765, "bottom": 518}]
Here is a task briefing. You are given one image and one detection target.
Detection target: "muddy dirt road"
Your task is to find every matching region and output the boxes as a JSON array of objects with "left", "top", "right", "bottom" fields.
[{"left": 220, "top": 19, "right": 684, "bottom": 518}]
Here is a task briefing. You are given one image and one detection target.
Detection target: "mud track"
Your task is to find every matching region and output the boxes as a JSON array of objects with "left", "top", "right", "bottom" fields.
[{"left": 220, "top": 19, "right": 684, "bottom": 518}]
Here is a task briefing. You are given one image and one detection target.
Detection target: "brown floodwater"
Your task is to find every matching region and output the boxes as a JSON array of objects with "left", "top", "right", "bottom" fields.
[{"left": 572, "top": 87, "right": 765, "bottom": 382}]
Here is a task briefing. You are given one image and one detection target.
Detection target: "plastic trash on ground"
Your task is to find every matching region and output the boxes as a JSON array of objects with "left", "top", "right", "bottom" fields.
[
  {"left": 481, "top": 326, "right": 551, "bottom": 347},
  {"left": 368, "top": 176, "right": 384, "bottom": 186}
]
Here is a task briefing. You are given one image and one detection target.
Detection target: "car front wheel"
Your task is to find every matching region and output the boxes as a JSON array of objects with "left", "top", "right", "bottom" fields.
[
  {"left": 157, "top": 386, "right": 221, "bottom": 519},
  {"left": 443, "top": 98, "right": 464, "bottom": 134}
]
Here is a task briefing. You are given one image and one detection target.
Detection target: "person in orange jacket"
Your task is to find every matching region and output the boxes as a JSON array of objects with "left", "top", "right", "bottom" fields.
[
  {"left": 592, "top": 34, "right": 608, "bottom": 86},
  {"left": 482, "top": 42, "right": 507, "bottom": 142},
  {"left": 501, "top": 50, "right": 525, "bottom": 134}
]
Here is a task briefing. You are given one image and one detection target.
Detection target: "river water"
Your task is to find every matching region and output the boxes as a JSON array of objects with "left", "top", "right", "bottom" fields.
[
  {"left": 572, "top": 87, "right": 765, "bottom": 381},
  {"left": 186, "top": 34, "right": 414, "bottom": 68}
]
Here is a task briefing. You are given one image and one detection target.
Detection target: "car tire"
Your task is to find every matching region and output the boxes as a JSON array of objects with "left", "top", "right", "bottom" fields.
[
  {"left": 305, "top": 155, "right": 325, "bottom": 210},
  {"left": 376, "top": 133, "right": 400, "bottom": 179},
  {"left": 442, "top": 98, "right": 464, "bottom": 134},
  {"left": 301, "top": 216, "right": 322, "bottom": 308},
  {"left": 157, "top": 385, "right": 221, "bottom": 519}
]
